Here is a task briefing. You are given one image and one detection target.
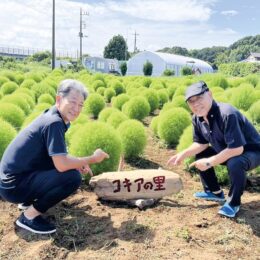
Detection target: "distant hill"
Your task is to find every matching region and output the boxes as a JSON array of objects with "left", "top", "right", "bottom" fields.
[{"left": 157, "top": 34, "right": 260, "bottom": 69}]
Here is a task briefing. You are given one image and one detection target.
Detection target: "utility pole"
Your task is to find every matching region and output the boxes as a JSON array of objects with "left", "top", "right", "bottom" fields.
[
  {"left": 51, "top": 0, "right": 55, "bottom": 70},
  {"left": 79, "top": 8, "right": 89, "bottom": 63},
  {"left": 133, "top": 31, "right": 139, "bottom": 53}
]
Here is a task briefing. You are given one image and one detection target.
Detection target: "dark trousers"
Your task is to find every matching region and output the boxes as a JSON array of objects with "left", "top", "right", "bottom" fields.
[
  {"left": 196, "top": 147, "right": 260, "bottom": 207},
  {"left": 0, "top": 168, "right": 82, "bottom": 213}
]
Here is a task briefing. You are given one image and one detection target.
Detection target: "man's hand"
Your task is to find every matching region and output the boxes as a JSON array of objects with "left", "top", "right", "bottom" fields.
[
  {"left": 166, "top": 152, "right": 185, "bottom": 166},
  {"left": 189, "top": 158, "right": 211, "bottom": 171},
  {"left": 93, "top": 149, "right": 109, "bottom": 163},
  {"left": 78, "top": 164, "right": 93, "bottom": 177}
]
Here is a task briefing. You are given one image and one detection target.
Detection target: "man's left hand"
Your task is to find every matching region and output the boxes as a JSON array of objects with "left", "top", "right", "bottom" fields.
[{"left": 189, "top": 158, "right": 212, "bottom": 171}]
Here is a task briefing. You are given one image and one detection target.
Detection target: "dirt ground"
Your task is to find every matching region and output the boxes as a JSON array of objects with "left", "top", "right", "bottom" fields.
[{"left": 0, "top": 126, "right": 259, "bottom": 260}]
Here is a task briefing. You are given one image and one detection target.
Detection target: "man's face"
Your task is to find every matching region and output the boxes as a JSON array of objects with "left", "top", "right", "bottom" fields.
[
  {"left": 187, "top": 91, "right": 213, "bottom": 117},
  {"left": 56, "top": 89, "right": 85, "bottom": 123}
]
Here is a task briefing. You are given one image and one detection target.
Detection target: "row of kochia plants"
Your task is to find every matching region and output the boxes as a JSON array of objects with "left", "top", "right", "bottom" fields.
[{"left": 0, "top": 68, "right": 259, "bottom": 184}]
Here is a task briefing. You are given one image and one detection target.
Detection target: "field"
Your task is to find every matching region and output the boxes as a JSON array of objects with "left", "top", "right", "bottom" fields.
[
  {"left": 0, "top": 69, "right": 260, "bottom": 259},
  {"left": 0, "top": 125, "right": 260, "bottom": 260}
]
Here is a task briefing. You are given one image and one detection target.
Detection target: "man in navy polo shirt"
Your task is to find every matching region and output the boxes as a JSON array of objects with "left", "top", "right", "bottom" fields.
[
  {"left": 167, "top": 81, "right": 260, "bottom": 218},
  {"left": 0, "top": 79, "right": 109, "bottom": 234}
]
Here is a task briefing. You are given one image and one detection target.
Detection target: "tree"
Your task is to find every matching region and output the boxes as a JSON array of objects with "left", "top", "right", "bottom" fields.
[
  {"left": 181, "top": 66, "right": 193, "bottom": 76},
  {"left": 163, "top": 69, "right": 175, "bottom": 76},
  {"left": 104, "top": 35, "right": 130, "bottom": 60},
  {"left": 143, "top": 61, "right": 153, "bottom": 76},
  {"left": 158, "top": 46, "right": 189, "bottom": 56},
  {"left": 120, "top": 62, "right": 127, "bottom": 76}
]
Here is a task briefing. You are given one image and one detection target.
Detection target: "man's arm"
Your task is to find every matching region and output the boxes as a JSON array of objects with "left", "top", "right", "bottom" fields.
[
  {"left": 52, "top": 149, "right": 109, "bottom": 172},
  {"left": 190, "top": 146, "right": 244, "bottom": 171},
  {"left": 167, "top": 142, "right": 209, "bottom": 166}
]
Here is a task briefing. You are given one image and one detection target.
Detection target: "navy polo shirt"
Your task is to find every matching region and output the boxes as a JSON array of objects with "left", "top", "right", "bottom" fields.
[
  {"left": 0, "top": 106, "right": 70, "bottom": 185},
  {"left": 192, "top": 101, "right": 260, "bottom": 153}
]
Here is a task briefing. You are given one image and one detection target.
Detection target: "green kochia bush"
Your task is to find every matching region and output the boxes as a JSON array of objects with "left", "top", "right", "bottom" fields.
[
  {"left": 0, "top": 103, "right": 25, "bottom": 129},
  {"left": 117, "top": 119, "right": 147, "bottom": 159},
  {"left": 92, "top": 80, "right": 106, "bottom": 91},
  {"left": 104, "top": 88, "right": 116, "bottom": 103},
  {"left": 142, "top": 89, "right": 159, "bottom": 113},
  {"left": 231, "top": 84, "right": 257, "bottom": 111},
  {"left": 1, "top": 81, "right": 19, "bottom": 95},
  {"left": 84, "top": 93, "right": 105, "bottom": 118},
  {"left": 111, "top": 94, "right": 130, "bottom": 110},
  {"left": 150, "top": 116, "right": 160, "bottom": 136},
  {"left": 157, "top": 107, "right": 191, "bottom": 146},
  {"left": 107, "top": 111, "right": 128, "bottom": 129},
  {"left": 38, "top": 93, "right": 55, "bottom": 105},
  {"left": 249, "top": 100, "right": 260, "bottom": 124},
  {"left": 122, "top": 96, "right": 150, "bottom": 121},
  {"left": 0, "top": 76, "right": 9, "bottom": 87},
  {"left": 0, "top": 118, "right": 17, "bottom": 159},
  {"left": 110, "top": 81, "right": 125, "bottom": 95},
  {"left": 98, "top": 107, "right": 119, "bottom": 122},
  {"left": 157, "top": 89, "right": 169, "bottom": 108},
  {"left": 69, "top": 122, "right": 122, "bottom": 179},
  {"left": 20, "top": 79, "right": 36, "bottom": 89},
  {"left": 1, "top": 94, "right": 31, "bottom": 115}
]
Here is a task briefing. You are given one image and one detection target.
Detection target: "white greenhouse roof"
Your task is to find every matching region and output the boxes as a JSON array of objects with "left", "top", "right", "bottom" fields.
[{"left": 144, "top": 51, "right": 213, "bottom": 69}]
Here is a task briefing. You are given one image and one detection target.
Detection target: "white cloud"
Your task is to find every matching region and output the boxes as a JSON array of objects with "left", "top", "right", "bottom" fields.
[
  {"left": 221, "top": 10, "right": 238, "bottom": 16},
  {"left": 0, "top": 0, "right": 247, "bottom": 57}
]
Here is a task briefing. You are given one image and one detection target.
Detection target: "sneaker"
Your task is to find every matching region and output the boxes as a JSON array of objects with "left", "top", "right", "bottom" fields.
[
  {"left": 193, "top": 191, "right": 225, "bottom": 202},
  {"left": 15, "top": 213, "right": 56, "bottom": 234},
  {"left": 18, "top": 202, "right": 31, "bottom": 210},
  {"left": 218, "top": 202, "right": 240, "bottom": 218}
]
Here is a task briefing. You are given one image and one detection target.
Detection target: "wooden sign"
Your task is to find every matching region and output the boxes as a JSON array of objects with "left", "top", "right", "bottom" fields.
[{"left": 89, "top": 169, "right": 183, "bottom": 200}]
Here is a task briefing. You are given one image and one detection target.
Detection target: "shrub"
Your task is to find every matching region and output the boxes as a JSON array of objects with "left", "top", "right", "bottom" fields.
[
  {"left": 141, "top": 77, "right": 152, "bottom": 88},
  {"left": 150, "top": 116, "right": 160, "bottom": 136},
  {"left": 174, "top": 85, "right": 186, "bottom": 97},
  {"left": 122, "top": 96, "right": 150, "bottom": 121},
  {"left": 98, "top": 107, "right": 119, "bottom": 122},
  {"left": 245, "top": 74, "right": 259, "bottom": 87},
  {"left": 0, "top": 76, "right": 9, "bottom": 87},
  {"left": 231, "top": 84, "right": 257, "bottom": 111},
  {"left": 177, "top": 125, "right": 193, "bottom": 152},
  {"left": 92, "top": 80, "right": 105, "bottom": 91},
  {"left": 69, "top": 122, "right": 122, "bottom": 179},
  {"left": 167, "top": 85, "right": 178, "bottom": 100},
  {"left": 117, "top": 119, "right": 147, "bottom": 159},
  {"left": 21, "top": 111, "right": 42, "bottom": 129},
  {"left": 15, "top": 74, "right": 24, "bottom": 85},
  {"left": 143, "top": 61, "right": 153, "bottom": 76},
  {"left": 104, "top": 88, "right": 116, "bottom": 103},
  {"left": 163, "top": 69, "right": 175, "bottom": 76},
  {"left": 0, "top": 118, "right": 17, "bottom": 159},
  {"left": 181, "top": 66, "right": 192, "bottom": 76},
  {"left": 38, "top": 93, "right": 55, "bottom": 105},
  {"left": 107, "top": 111, "right": 128, "bottom": 129},
  {"left": 96, "top": 86, "right": 106, "bottom": 96},
  {"left": 109, "top": 81, "right": 125, "bottom": 95},
  {"left": 149, "top": 81, "right": 164, "bottom": 90},
  {"left": 0, "top": 71, "right": 16, "bottom": 81},
  {"left": 33, "top": 103, "right": 52, "bottom": 112},
  {"left": 142, "top": 89, "right": 159, "bottom": 113},
  {"left": 248, "top": 100, "right": 260, "bottom": 124},
  {"left": 0, "top": 103, "right": 25, "bottom": 128},
  {"left": 157, "top": 107, "right": 191, "bottom": 146},
  {"left": 84, "top": 93, "right": 105, "bottom": 118},
  {"left": 157, "top": 89, "right": 169, "bottom": 108},
  {"left": 1, "top": 81, "right": 19, "bottom": 95},
  {"left": 170, "top": 96, "right": 190, "bottom": 111},
  {"left": 210, "top": 75, "right": 228, "bottom": 89},
  {"left": 32, "top": 82, "right": 56, "bottom": 100},
  {"left": 111, "top": 94, "right": 130, "bottom": 110},
  {"left": 1, "top": 94, "right": 31, "bottom": 115},
  {"left": 120, "top": 62, "right": 127, "bottom": 76}
]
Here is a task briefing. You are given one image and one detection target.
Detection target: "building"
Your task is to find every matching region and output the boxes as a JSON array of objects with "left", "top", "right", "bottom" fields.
[
  {"left": 243, "top": 52, "right": 260, "bottom": 63},
  {"left": 126, "top": 51, "right": 213, "bottom": 76},
  {"left": 83, "top": 56, "right": 120, "bottom": 74}
]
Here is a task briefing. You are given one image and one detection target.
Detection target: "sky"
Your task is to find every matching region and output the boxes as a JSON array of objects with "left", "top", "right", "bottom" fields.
[{"left": 0, "top": 0, "right": 259, "bottom": 57}]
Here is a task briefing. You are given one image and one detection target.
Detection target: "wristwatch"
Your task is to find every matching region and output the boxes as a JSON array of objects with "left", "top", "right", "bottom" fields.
[{"left": 205, "top": 162, "right": 211, "bottom": 167}]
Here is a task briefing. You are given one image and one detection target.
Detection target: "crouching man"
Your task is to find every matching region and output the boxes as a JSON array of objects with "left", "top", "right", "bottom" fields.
[
  {"left": 167, "top": 81, "right": 260, "bottom": 218},
  {"left": 0, "top": 79, "right": 109, "bottom": 234}
]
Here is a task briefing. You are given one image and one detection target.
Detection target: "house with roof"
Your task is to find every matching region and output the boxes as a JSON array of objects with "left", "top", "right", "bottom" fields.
[
  {"left": 126, "top": 51, "right": 213, "bottom": 76},
  {"left": 244, "top": 52, "right": 260, "bottom": 63}
]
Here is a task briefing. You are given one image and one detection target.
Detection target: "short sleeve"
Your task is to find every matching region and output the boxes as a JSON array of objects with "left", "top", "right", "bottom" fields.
[
  {"left": 224, "top": 114, "right": 246, "bottom": 148},
  {"left": 43, "top": 122, "right": 67, "bottom": 156},
  {"left": 192, "top": 117, "right": 208, "bottom": 144}
]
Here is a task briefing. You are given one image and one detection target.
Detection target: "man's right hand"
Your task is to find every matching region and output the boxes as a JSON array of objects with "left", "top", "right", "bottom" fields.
[
  {"left": 92, "top": 149, "right": 109, "bottom": 163},
  {"left": 166, "top": 152, "right": 185, "bottom": 166}
]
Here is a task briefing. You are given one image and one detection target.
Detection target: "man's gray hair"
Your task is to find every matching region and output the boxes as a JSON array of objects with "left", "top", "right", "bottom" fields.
[{"left": 57, "top": 79, "right": 88, "bottom": 100}]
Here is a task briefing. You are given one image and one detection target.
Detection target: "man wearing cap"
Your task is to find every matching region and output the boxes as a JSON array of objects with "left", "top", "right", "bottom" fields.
[{"left": 167, "top": 81, "right": 260, "bottom": 218}]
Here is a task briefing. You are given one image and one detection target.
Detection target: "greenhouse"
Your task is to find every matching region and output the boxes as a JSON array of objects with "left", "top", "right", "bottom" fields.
[{"left": 127, "top": 51, "right": 213, "bottom": 76}]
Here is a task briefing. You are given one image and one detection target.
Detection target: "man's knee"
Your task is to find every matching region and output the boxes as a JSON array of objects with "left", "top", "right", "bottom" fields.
[{"left": 226, "top": 156, "right": 247, "bottom": 173}]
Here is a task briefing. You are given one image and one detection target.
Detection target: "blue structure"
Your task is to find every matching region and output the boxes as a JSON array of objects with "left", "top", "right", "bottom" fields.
[{"left": 127, "top": 51, "right": 213, "bottom": 76}]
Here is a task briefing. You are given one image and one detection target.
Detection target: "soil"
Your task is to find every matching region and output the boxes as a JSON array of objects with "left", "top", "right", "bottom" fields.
[{"left": 0, "top": 120, "right": 259, "bottom": 260}]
